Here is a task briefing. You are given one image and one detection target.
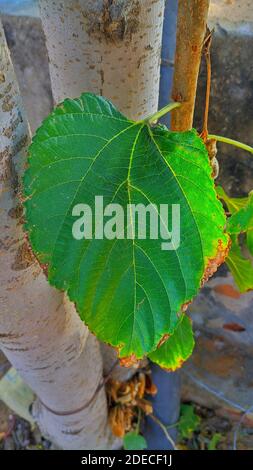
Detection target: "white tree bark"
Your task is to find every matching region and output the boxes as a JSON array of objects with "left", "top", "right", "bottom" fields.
[
  {"left": 39, "top": 0, "right": 165, "bottom": 379},
  {"left": 0, "top": 20, "right": 111, "bottom": 450},
  {"left": 0, "top": 0, "right": 165, "bottom": 448},
  {"left": 39, "top": 0, "right": 165, "bottom": 120}
]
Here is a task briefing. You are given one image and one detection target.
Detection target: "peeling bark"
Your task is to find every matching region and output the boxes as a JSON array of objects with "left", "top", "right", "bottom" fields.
[
  {"left": 171, "top": 0, "right": 210, "bottom": 131},
  {"left": 0, "top": 20, "right": 112, "bottom": 450}
]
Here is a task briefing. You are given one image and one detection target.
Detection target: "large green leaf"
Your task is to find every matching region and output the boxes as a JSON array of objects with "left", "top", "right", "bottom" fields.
[
  {"left": 148, "top": 315, "right": 194, "bottom": 371},
  {"left": 23, "top": 93, "right": 228, "bottom": 360},
  {"left": 226, "top": 236, "right": 253, "bottom": 292}
]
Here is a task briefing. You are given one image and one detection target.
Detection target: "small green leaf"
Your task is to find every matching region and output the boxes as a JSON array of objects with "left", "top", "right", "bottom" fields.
[
  {"left": 179, "top": 404, "right": 200, "bottom": 439},
  {"left": 217, "top": 186, "right": 253, "bottom": 292},
  {"left": 247, "top": 230, "right": 253, "bottom": 256},
  {"left": 148, "top": 315, "right": 194, "bottom": 371},
  {"left": 23, "top": 93, "right": 228, "bottom": 360},
  {"left": 208, "top": 433, "right": 222, "bottom": 450},
  {"left": 123, "top": 432, "right": 147, "bottom": 450},
  {"left": 226, "top": 236, "right": 253, "bottom": 292},
  {"left": 227, "top": 193, "right": 253, "bottom": 234},
  {"left": 216, "top": 186, "right": 249, "bottom": 215}
]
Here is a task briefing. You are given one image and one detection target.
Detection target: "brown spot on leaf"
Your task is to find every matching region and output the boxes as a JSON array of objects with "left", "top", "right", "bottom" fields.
[
  {"left": 119, "top": 353, "right": 139, "bottom": 368},
  {"left": 181, "top": 300, "right": 192, "bottom": 312},
  {"left": 201, "top": 238, "right": 231, "bottom": 287},
  {"left": 157, "top": 333, "right": 170, "bottom": 348},
  {"left": 162, "top": 357, "right": 184, "bottom": 373},
  {"left": 39, "top": 263, "right": 49, "bottom": 277}
]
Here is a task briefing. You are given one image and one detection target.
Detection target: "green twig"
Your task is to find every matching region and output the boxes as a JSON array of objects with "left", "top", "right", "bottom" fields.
[
  {"left": 144, "top": 102, "right": 181, "bottom": 125},
  {"left": 135, "top": 408, "right": 142, "bottom": 434},
  {"left": 166, "top": 421, "right": 180, "bottom": 430},
  {"left": 208, "top": 134, "right": 253, "bottom": 154},
  {"left": 149, "top": 414, "right": 178, "bottom": 450}
]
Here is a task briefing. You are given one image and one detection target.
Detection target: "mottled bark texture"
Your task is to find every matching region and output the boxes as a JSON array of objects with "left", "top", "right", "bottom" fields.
[
  {"left": 39, "top": 0, "right": 165, "bottom": 380},
  {"left": 171, "top": 0, "right": 210, "bottom": 131},
  {"left": 39, "top": 0, "right": 165, "bottom": 120},
  {"left": 0, "top": 20, "right": 111, "bottom": 450}
]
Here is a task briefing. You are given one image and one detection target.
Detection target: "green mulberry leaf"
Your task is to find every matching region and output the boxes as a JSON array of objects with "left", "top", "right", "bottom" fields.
[
  {"left": 226, "top": 193, "right": 253, "bottom": 234},
  {"left": 148, "top": 315, "right": 194, "bottom": 371},
  {"left": 226, "top": 235, "right": 253, "bottom": 292},
  {"left": 216, "top": 185, "right": 249, "bottom": 215},
  {"left": 179, "top": 404, "right": 201, "bottom": 439},
  {"left": 23, "top": 93, "right": 229, "bottom": 361},
  {"left": 208, "top": 433, "right": 222, "bottom": 450},
  {"left": 247, "top": 230, "right": 253, "bottom": 256},
  {"left": 123, "top": 432, "right": 147, "bottom": 450},
  {"left": 217, "top": 186, "right": 253, "bottom": 291}
]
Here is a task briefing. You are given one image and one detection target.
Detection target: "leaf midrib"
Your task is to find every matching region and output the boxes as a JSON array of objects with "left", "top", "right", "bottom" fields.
[
  {"left": 147, "top": 125, "right": 205, "bottom": 282},
  {"left": 49, "top": 120, "right": 141, "bottom": 270},
  {"left": 126, "top": 124, "right": 145, "bottom": 352}
]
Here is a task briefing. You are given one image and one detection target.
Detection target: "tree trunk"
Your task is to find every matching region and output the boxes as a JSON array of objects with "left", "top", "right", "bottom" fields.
[
  {"left": 171, "top": 0, "right": 210, "bottom": 131},
  {"left": 0, "top": 0, "right": 166, "bottom": 448},
  {"left": 39, "top": 0, "right": 165, "bottom": 120},
  {"left": 39, "top": 0, "right": 165, "bottom": 380},
  {"left": 0, "top": 19, "right": 111, "bottom": 450}
]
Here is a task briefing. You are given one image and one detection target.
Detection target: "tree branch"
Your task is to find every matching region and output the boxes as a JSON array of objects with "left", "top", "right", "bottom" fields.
[{"left": 171, "top": 0, "right": 210, "bottom": 131}]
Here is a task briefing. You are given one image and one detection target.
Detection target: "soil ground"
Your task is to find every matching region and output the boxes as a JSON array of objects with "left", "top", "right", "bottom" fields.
[{"left": 1, "top": 351, "right": 252, "bottom": 450}]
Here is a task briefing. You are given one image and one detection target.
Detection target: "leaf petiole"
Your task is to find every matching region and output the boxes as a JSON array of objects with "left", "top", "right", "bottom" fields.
[
  {"left": 208, "top": 134, "right": 253, "bottom": 155},
  {"left": 144, "top": 102, "right": 181, "bottom": 124},
  {"left": 135, "top": 408, "right": 142, "bottom": 434}
]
